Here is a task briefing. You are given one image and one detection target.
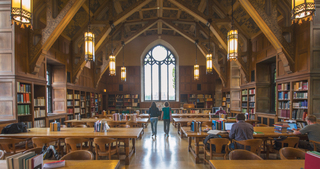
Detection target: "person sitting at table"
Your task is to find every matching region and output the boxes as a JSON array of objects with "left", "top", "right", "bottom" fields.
[
  {"left": 214, "top": 107, "right": 227, "bottom": 115},
  {"left": 149, "top": 102, "right": 160, "bottom": 138},
  {"left": 293, "top": 115, "right": 320, "bottom": 151},
  {"left": 229, "top": 114, "right": 253, "bottom": 149}
]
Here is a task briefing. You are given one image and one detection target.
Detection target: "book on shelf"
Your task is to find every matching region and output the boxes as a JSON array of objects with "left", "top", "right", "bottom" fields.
[
  {"left": 293, "top": 92, "right": 308, "bottom": 99},
  {"left": 278, "top": 101, "right": 290, "bottom": 109},
  {"left": 35, "top": 120, "right": 45, "bottom": 127},
  {"left": 294, "top": 81, "right": 308, "bottom": 91},
  {"left": 222, "top": 97, "right": 226, "bottom": 101},
  {"left": 66, "top": 94, "right": 73, "bottom": 100},
  {"left": 74, "top": 101, "right": 80, "bottom": 106},
  {"left": 278, "top": 83, "right": 290, "bottom": 91},
  {"left": 226, "top": 94, "right": 230, "bottom": 98},
  {"left": 18, "top": 105, "right": 30, "bottom": 115},
  {"left": 34, "top": 108, "right": 46, "bottom": 118},
  {"left": 74, "top": 94, "right": 80, "bottom": 99},
  {"left": 242, "top": 96, "right": 248, "bottom": 101},
  {"left": 34, "top": 97, "right": 45, "bottom": 106},
  {"left": 24, "top": 121, "right": 32, "bottom": 128},
  {"left": 249, "top": 108, "right": 255, "bottom": 114},
  {"left": 204, "top": 94, "right": 211, "bottom": 98},
  {"left": 292, "top": 109, "right": 307, "bottom": 120},
  {"left": 305, "top": 151, "right": 320, "bottom": 169},
  {"left": 279, "top": 110, "right": 290, "bottom": 118},
  {"left": 74, "top": 108, "right": 80, "bottom": 113},
  {"left": 249, "top": 96, "right": 255, "bottom": 102},
  {"left": 249, "top": 89, "right": 255, "bottom": 94},
  {"left": 67, "top": 108, "right": 73, "bottom": 114},
  {"left": 293, "top": 101, "right": 308, "bottom": 108},
  {"left": 67, "top": 101, "right": 73, "bottom": 107},
  {"left": 17, "top": 82, "right": 31, "bottom": 93},
  {"left": 278, "top": 91, "right": 290, "bottom": 100},
  {"left": 17, "top": 93, "right": 31, "bottom": 103},
  {"left": 242, "top": 90, "right": 248, "bottom": 95}
]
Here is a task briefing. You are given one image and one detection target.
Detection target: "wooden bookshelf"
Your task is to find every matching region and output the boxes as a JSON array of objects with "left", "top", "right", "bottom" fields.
[
  {"left": 222, "top": 92, "right": 230, "bottom": 113},
  {"left": 180, "top": 94, "right": 213, "bottom": 109},
  {"left": 33, "top": 84, "right": 47, "bottom": 128},
  {"left": 108, "top": 94, "right": 140, "bottom": 110},
  {"left": 16, "top": 81, "right": 32, "bottom": 128},
  {"left": 66, "top": 89, "right": 74, "bottom": 120},
  {"left": 240, "top": 87, "right": 256, "bottom": 120},
  {"left": 86, "top": 92, "right": 91, "bottom": 118},
  {"left": 241, "top": 89, "right": 248, "bottom": 114},
  {"left": 80, "top": 91, "right": 86, "bottom": 117}
]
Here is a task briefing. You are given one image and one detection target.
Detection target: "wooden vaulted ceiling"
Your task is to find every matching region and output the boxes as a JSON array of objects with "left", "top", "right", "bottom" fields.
[{"left": 32, "top": 0, "right": 291, "bottom": 87}]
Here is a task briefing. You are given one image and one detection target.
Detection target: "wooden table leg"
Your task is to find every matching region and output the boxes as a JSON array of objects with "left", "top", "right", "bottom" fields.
[
  {"left": 177, "top": 123, "right": 181, "bottom": 135},
  {"left": 132, "top": 138, "right": 136, "bottom": 153},
  {"left": 124, "top": 138, "right": 130, "bottom": 165},
  {"left": 188, "top": 137, "right": 191, "bottom": 152},
  {"left": 195, "top": 137, "right": 200, "bottom": 163}
]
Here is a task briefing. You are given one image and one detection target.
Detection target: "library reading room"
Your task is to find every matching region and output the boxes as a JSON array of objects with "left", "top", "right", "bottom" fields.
[{"left": 0, "top": 0, "right": 320, "bottom": 168}]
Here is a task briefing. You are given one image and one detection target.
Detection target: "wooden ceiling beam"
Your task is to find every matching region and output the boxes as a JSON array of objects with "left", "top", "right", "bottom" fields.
[
  {"left": 82, "top": 3, "right": 93, "bottom": 17},
  {"left": 168, "top": 0, "right": 227, "bottom": 51},
  {"left": 30, "top": 0, "right": 86, "bottom": 74},
  {"left": 114, "top": 0, "right": 123, "bottom": 14}
]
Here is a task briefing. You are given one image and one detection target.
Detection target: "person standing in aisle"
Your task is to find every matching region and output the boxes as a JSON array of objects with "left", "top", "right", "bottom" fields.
[
  {"left": 162, "top": 102, "right": 172, "bottom": 137},
  {"left": 149, "top": 102, "right": 160, "bottom": 137}
]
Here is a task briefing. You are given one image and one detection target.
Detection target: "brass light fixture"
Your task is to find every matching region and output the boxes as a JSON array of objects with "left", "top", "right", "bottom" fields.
[
  {"left": 292, "top": 0, "right": 315, "bottom": 24},
  {"left": 84, "top": 0, "right": 95, "bottom": 62},
  {"left": 227, "top": 0, "right": 238, "bottom": 61},
  {"left": 206, "top": 19, "right": 213, "bottom": 74},
  {"left": 120, "top": 41, "right": 126, "bottom": 82},
  {"left": 11, "top": 0, "right": 32, "bottom": 28},
  {"left": 194, "top": 40, "right": 199, "bottom": 80},
  {"left": 109, "top": 55, "right": 116, "bottom": 76}
]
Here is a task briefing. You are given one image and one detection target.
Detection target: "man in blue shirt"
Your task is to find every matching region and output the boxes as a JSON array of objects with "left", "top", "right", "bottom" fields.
[{"left": 229, "top": 114, "right": 253, "bottom": 149}]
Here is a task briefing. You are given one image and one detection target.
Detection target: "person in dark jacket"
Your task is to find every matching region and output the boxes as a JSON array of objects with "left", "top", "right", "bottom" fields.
[{"left": 149, "top": 102, "right": 160, "bottom": 137}]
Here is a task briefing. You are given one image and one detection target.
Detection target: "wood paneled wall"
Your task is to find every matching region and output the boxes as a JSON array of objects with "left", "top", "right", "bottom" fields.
[
  {"left": 52, "top": 65, "right": 66, "bottom": 114},
  {"left": 0, "top": 1, "right": 16, "bottom": 121}
]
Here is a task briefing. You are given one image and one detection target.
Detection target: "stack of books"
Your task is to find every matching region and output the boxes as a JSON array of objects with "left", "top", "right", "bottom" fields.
[
  {"left": 6, "top": 152, "right": 43, "bottom": 169},
  {"left": 274, "top": 123, "right": 290, "bottom": 133},
  {"left": 305, "top": 151, "right": 320, "bottom": 169}
]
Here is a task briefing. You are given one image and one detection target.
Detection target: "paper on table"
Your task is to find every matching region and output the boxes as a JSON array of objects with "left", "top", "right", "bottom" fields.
[
  {"left": 43, "top": 160, "right": 65, "bottom": 169},
  {"left": 207, "top": 130, "right": 222, "bottom": 135}
]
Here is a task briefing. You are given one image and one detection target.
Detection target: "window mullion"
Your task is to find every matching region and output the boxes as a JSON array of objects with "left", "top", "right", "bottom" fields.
[
  {"left": 167, "top": 64, "right": 169, "bottom": 101},
  {"left": 151, "top": 64, "right": 153, "bottom": 101},
  {"left": 159, "top": 62, "right": 161, "bottom": 101}
]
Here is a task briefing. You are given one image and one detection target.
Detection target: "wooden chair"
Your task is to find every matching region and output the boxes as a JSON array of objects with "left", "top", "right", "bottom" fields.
[
  {"left": 22, "top": 147, "right": 43, "bottom": 154},
  {"left": 32, "top": 137, "right": 62, "bottom": 155},
  {"left": 107, "top": 121, "right": 118, "bottom": 128},
  {"left": 234, "top": 139, "right": 263, "bottom": 155},
  {"left": 0, "top": 138, "right": 27, "bottom": 156},
  {"left": 204, "top": 138, "right": 230, "bottom": 162},
  {"left": 71, "top": 122, "right": 86, "bottom": 127},
  {"left": 279, "top": 147, "right": 305, "bottom": 160},
  {"left": 65, "top": 138, "right": 91, "bottom": 153},
  {"left": 60, "top": 150, "right": 94, "bottom": 160},
  {"left": 266, "top": 136, "right": 299, "bottom": 159},
  {"left": 75, "top": 124, "right": 87, "bottom": 128},
  {"left": 202, "top": 121, "right": 212, "bottom": 128},
  {"left": 93, "top": 138, "right": 119, "bottom": 160},
  {"left": 310, "top": 140, "right": 320, "bottom": 151},
  {"left": 0, "top": 150, "right": 4, "bottom": 160},
  {"left": 126, "top": 121, "right": 138, "bottom": 128},
  {"left": 229, "top": 149, "right": 263, "bottom": 160},
  {"left": 86, "top": 122, "right": 95, "bottom": 127}
]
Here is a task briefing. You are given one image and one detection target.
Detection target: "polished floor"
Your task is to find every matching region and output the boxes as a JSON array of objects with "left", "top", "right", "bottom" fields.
[{"left": 118, "top": 121, "right": 211, "bottom": 169}]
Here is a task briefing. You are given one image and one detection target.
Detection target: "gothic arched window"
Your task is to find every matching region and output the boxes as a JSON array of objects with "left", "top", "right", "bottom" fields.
[{"left": 144, "top": 45, "right": 176, "bottom": 101}]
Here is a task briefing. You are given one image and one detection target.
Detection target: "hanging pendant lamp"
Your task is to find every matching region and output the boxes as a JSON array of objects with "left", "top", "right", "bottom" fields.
[
  {"left": 227, "top": 0, "right": 238, "bottom": 61},
  {"left": 109, "top": 34, "right": 116, "bottom": 76},
  {"left": 194, "top": 40, "right": 199, "bottom": 80},
  {"left": 292, "top": 0, "right": 315, "bottom": 24},
  {"left": 206, "top": 20, "right": 213, "bottom": 74},
  {"left": 84, "top": 0, "right": 95, "bottom": 62},
  {"left": 120, "top": 41, "right": 126, "bottom": 82},
  {"left": 11, "top": 0, "right": 32, "bottom": 28}
]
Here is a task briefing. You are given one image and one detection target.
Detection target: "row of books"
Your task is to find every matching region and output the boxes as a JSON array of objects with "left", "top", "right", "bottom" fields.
[
  {"left": 34, "top": 109, "right": 45, "bottom": 118},
  {"left": 249, "top": 108, "right": 255, "bottom": 114},
  {"left": 293, "top": 101, "right": 308, "bottom": 108},
  {"left": 278, "top": 83, "right": 290, "bottom": 91},
  {"left": 305, "top": 151, "right": 320, "bottom": 169},
  {"left": 212, "top": 120, "right": 226, "bottom": 130},
  {"left": 293, "top": 81, "right": 308, "bottom": 91},
  {"left": 274, "top": 123, "right": 289, "bottom": 133},
  {"left": 18, "top": 105, "right": 30, "bottom": 115},
  {"left": 249, "top": 96, "right": 255, "bottom": 102},
  {"left": 34, "top": 97, "right": 45, "bottom": 106},
  {"left": 226, "top": 94, "right": 230, "bottom": 98},
  {"left": 67, "top": 108, "right": 73, "bottom": 114},
  {"left": 6, "top": 151, "right": 43, "bottom": 169},
  {"left": 279, "top": 109, "right": 290, "bottom": 118},
  {"left": 248, "top": 89, "right": 255, "bottom": 94},
  {"left": 17, "top": 93, "right": 31, "bottom": 103},
  {"left": 94, "top": 120, "right": 110, "bottom": 132},
  {"left": 245, "top": 113, "right": 255, "bottom": 120},
  {"left": 249, "top": 102, "right": 255, "bottom": 107},
  {"left": 67, "top": 94, "right": 73, "bottom": 100},
  {"left": 81, "top": 102, "right": 85, "bottom": 108},
  {"left": 242, "top": 90, "right": 248, "bottom": 95},
  {"left": 278, "top": 101, "right": 290, "bottom": 109},
  {"left": 292, "top": 109, "right": 307, "bottom": 120},
  {"left": 124, "top": 94, "right": 131, "bottom": 98},
  {"left": 242, "top": 108, "right": 247, "bottom": 113},
  {"left": 293, "top": 92, "right": 308, "bottom": 99},
  {"left": 81, "top": 109, "right": 86, "bottom": 114},
  {"left": 242, "top": 103, "right": 247, "bottom": 107},
  {"left": 242, "top": 96, "right": 248, "bottom": 101},
  {"left": 34, "top": 120, "right": 45, "bottom": 128},
  {"left": 67, "top": 101, "right": 73, "bottom": 107},
  {"left": 74, "top": 108, "right": 80, "bottom": 113},
  {"left": 74, "top": 94, "right": 80, "bottom": 99},
  {"left": 81, "top": 95, "right": 85, "bottom": 101},
  {"left": 75, "top": 114, "right": 80, "bottom": 120},
  {"left": 67, "top": 115, "right": 73, "bottom": 120},
  {"left": 17, "top": 82, "right": 31, "bottom": 93},
  {"left": 74, "top": 101, "right": 80, "bottom": 106},
  {"left": 278, "top": 91, "right": 290, "bottom": 100}
]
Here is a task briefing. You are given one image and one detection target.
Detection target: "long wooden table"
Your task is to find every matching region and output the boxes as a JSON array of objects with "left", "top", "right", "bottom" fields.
[
  {"left": 172, "top": 113, "right": 209, "bottom": 118},
  {"left": 181, "top": 127, "right": 300, "bottom": 163},
  {"left": 94, "top": 114, "right": 150, "bottom": 119},
  {"left": 0, "top": 128, "right": 143, "bottom": 165},
  {"left": 209, "top": 160, "right": 304, "bottom": 169},
  {"left": 65, "top": 118, "right": 149, "bottom": 126},
  {"left": 0, "top": 160, "right": 120, "bottom": 169}
]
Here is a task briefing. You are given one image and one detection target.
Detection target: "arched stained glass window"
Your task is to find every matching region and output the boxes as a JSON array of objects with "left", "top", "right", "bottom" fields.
[{"left": 144, "top": 45, "right": 176, "bottom": 101}]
